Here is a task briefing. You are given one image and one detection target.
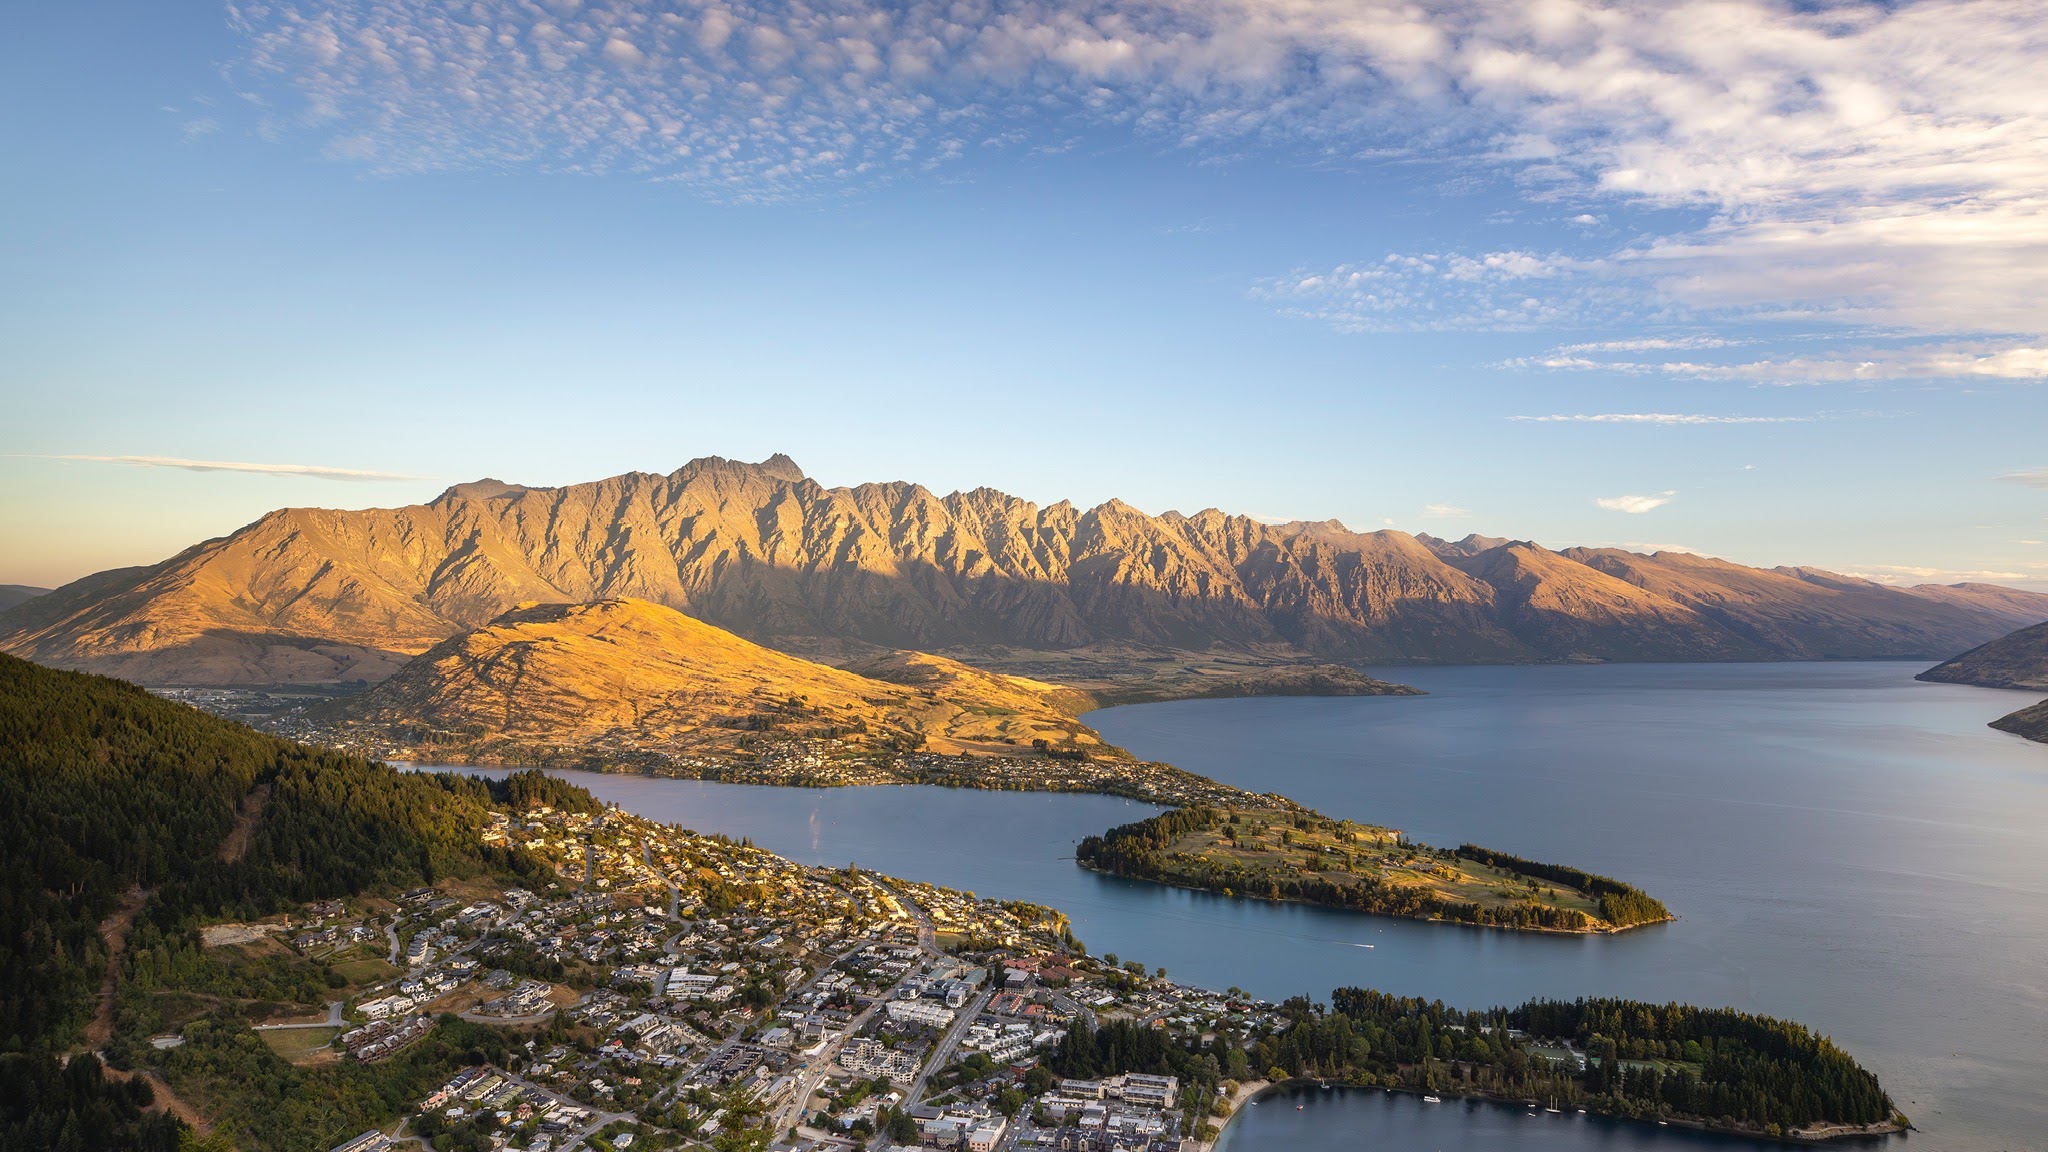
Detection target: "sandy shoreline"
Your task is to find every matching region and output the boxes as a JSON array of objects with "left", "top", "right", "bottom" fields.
[{"left": 1193, "top": 1079, "right": 1271, "bottom": 1152}]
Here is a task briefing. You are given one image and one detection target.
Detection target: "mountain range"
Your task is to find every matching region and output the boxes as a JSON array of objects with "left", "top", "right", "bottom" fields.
[
  {"left": 4, "top": 454, "right": 2045, "bottom": 687},
  {"left": 0, "top": 585, "right": 47, "bottom": 613}
]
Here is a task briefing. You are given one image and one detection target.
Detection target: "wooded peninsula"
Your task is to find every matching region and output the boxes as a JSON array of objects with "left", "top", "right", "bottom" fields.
[{"left": 1075, "top": 806, "right": 1671, "bottom": 933}]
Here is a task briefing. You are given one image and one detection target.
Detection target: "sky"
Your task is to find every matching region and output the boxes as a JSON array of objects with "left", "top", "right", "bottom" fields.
[{"left": 3, "top": 0, "right": 2047, "bottom": 591}]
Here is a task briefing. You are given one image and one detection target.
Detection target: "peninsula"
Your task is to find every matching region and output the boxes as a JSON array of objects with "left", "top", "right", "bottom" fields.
[
  {"left": 1918, "top": 618, "right": 2048, "bottom": 744},
  {"left": 2, "top": 653, "right": 1900, "bottom": 1150},
  {"left": 1077, "top": 806, "right": 1671, "bottom": 933}
]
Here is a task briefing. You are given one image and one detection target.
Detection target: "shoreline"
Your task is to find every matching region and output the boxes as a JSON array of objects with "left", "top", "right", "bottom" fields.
[
  {"left": 1215, "top": 1080, "right": 1906, "bottom": 1148},
  {"left": 1073, "top": 858, "right": 1674, "bottom": 938},
  {"left": 1192, "top": 1078, "right": 1269, "bottom": 1152},
  {"left": 395, "top": 755, "right": 1670, "bottom": 937}
]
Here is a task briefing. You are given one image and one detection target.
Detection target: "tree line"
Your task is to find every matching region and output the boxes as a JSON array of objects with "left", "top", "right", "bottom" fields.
[
  {"left": 0, "top": 654, "right": 600, "bottom": 1149},
  {"left": 1044, "top": 987, "right": 1893, "bottom": 1138}
]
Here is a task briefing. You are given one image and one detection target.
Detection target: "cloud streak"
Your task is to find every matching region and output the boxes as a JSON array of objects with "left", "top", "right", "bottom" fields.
[
  {"left": 1596, "top": 491, "right": 1676, "bottom": 514},
  {"left": 33, "top": 454, "right": 426, "bottom": 482},
  {"left": 1511, "top": 413, "right": 1806, "bottom": 425},
  {"left": 2002, "top": 467, "right": 2048, "bottom": 489}
]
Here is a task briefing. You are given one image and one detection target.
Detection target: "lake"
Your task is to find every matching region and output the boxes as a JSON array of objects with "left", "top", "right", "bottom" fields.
[{"left": 416, "top": 662, "right": 2048, "bottom": 1151}]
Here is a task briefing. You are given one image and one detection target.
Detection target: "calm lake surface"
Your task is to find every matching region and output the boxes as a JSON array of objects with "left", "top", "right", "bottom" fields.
[{"left": 419, "top": 662, "right": 2048, "bottom": 1151}]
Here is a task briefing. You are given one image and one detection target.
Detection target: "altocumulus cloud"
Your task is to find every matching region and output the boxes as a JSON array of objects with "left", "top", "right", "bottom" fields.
[{"left": 228, "top": 0, "right": 2048, "bottom": 363}]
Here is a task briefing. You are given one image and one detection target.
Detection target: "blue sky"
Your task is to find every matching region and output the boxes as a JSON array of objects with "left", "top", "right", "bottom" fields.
[{"left": 4, "top": 0, "right": 2046, "bottom": 590}]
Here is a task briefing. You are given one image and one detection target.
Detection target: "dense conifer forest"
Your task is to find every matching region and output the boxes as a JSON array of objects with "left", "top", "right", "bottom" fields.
[{"left": 0, "top": 654, "right": 580, "bottom": 1150}]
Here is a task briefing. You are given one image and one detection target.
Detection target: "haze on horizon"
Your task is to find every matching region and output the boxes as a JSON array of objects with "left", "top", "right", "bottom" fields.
[{"left": 4, "top": 0, "right": 2047, "bottom": 591}]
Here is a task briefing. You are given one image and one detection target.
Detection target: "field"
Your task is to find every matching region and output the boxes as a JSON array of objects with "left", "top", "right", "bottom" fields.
[
  {"left": 332, "top": 957, "right": 401, "bottom": 986},
  {"left": 260, "top": 1026, "right": 339, "bottom": 1064}
]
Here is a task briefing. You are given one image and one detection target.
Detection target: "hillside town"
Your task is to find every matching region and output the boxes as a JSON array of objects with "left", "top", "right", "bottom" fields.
[
  {"left": 279, "top": 801, "right": 1283, "bottom": 1152},
  {"left": 149, "top": 687, "right": 1285, "bottom": 811}
]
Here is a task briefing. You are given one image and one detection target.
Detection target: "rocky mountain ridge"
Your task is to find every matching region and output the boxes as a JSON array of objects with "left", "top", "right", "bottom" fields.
[{"left": 5, "top": 453, "right": 2046, "bottom": 686}]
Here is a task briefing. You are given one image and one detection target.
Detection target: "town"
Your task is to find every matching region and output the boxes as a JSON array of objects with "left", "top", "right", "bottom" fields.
[
  {"left": 245, "top": 799, "right": 1290, "bottom": 1152},
  {"left": 149, "top": 686, "right": 1290, "bottom": 812}
]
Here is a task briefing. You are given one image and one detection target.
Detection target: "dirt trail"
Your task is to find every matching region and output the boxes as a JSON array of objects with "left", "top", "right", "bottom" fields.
[
  {"left": 77, "top": 782, "right": 272, "bottom": 1135},
  {"left": 83, "top": 884, "right": 151, "bottom": 1052},
  {"left": 216, "top": 781, "right": 271, "bottom": 864},
  {"left": 102, "top": 1064, "right": 212, "bottom": 1134}
]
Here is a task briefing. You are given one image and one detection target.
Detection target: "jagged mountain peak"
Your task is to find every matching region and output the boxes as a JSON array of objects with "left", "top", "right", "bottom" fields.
[{"left": 6, "top": 459, "right": 2047, "bottom": 685}]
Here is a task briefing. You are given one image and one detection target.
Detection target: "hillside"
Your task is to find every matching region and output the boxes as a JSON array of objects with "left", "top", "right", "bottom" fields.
[
  {"left": 312, "top": 598, "right": 1114, "bottom": 760},
  {"left": 1917, "top": 619, "right": 2048, "bottom": 691},
  {"left": 1918, "top": 620, "right": 2048, "bottom": 745},
  {"left": 0, "top": 584, "right": 46, "bottom": 612},
  {"left": 0, "top": 651, "right": 580, "bottom": 1147},
  {"left": 6, "top": 454, "right": 2046, "bottom": 686},
  {"left": 1990, "top": 699, "right": 2048, "bottom": 743}
]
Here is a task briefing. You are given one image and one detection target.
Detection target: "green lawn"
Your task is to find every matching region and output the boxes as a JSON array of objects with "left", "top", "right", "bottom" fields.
[
  {"left": 333, "top": 958, "right": 401, "bottom": 986},
  {"left": 260, "top": 1026, "right": 339, "bottom": 1063}
]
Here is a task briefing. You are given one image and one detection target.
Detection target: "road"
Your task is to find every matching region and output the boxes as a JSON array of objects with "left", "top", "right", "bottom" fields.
[
  {"left": 645, "top": 838, "right": 681, "bottom": 919},
  {"left": 446, "top": 1065, "right": 635, "bottom": 1149},
  {"left": 906, "top": 986, "right": 994, "bottom": 1106},
  {"left": 761, "top": 881, "right": 941, "bottom": 1136}
]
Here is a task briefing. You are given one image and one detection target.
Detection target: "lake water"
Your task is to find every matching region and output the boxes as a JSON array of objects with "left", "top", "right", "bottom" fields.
[{"left": 416, "top": 662, "right": 2048, "bottom": 1151}]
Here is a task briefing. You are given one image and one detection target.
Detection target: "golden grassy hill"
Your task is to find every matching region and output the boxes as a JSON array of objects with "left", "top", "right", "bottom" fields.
[{"left": 317, "top": 598, "right": 1113, "bottom": 760}]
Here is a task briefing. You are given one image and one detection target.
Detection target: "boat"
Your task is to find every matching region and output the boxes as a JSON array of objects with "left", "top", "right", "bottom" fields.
[
  {"left": 1296, "top": 1105, "right": 1304, "bottom": 1111},
  {"left": 1422, "top": 1095, "right": 1442, "bottom": 1104}
]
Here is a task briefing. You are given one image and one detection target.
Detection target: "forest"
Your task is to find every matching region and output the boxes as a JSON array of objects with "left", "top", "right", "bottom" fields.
[
  {"left": 0, "top": 654, "right": 593, "bottom": 1150},
  {"left": 1049, "top": 988, "right": 1897, "bottom": 1138}
]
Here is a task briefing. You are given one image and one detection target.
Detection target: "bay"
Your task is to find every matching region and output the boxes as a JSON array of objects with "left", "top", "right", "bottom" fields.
[{"left": 416, "top": 662, "right": 2048, "bottom": 1151}]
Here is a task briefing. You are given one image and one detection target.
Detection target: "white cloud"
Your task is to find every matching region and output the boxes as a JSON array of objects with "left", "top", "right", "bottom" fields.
[
  {"left": 1423, "top": 502, "right": 1471, "bottom": 517},
  {"left": 1596, "top": 491, "right": 1676, "bottom": 514},
  {"left": 29, "top": 454, "right": 425, "bottom": 481},
  {"left": 1844, "top": 564, "right": 2037, "bottom": 585},
  {"left": 1254, "top": 250, "right": 1623, "bottom": 332},
  {"left": 1577, "top": 540, "right": 1702, "bottom": 555},
  {"left": 1552, "top": 336, "right": 1740, "bottom": 353},
  {"left": 1511, "top": 413, "right": 1805, "bottom": 425},
  {"left": 226, "top": 0, "right": 2048, "bottom": 339},
  {"left": 2002, "top": 467, "right": 2048, "bottom": 489},
  {"left": 1502, "top": 340, "right": 2048, "bottom": 382}
]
